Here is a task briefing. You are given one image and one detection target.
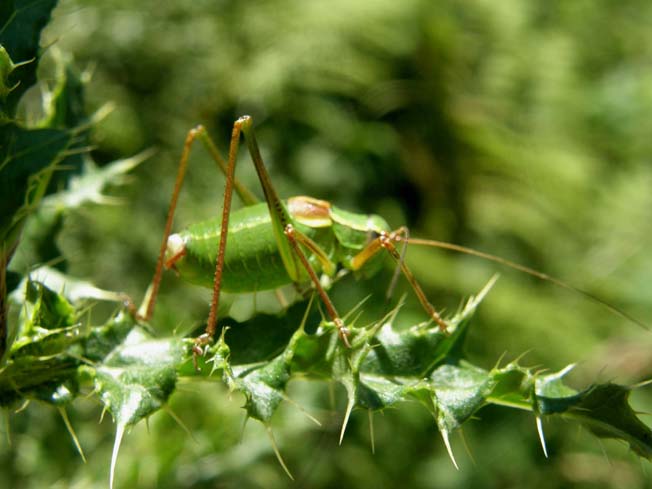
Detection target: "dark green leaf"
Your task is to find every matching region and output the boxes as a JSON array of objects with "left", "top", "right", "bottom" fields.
[
  {"left": 0, "top": 122, "right": 72, "bottom": 259},
  {"left": 232, "top": 356, "right": 292, "bottom": 423},
  {"left": 430, "top": 362, "right": 497, "bottom": 432},
  {"left": 0, "top": 0, "right": 59, "bottom": 117},
  {"left": 566, "top": 383, "right": 652, "bottom": 459},
  {"left": 0, "top": 280, "right": 80, "bottom": 406},
  {"left": 95, "top": 328, "right": 184, "bottom": 427}
]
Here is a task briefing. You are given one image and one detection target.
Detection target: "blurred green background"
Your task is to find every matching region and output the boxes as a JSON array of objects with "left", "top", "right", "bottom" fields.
[{"left": 4, "top": 0, "right": 652, "bottom": 487}]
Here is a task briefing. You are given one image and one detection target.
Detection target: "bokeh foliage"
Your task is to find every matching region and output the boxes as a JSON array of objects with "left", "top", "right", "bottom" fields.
[{"left": 2, "top": 0, "right": 652, "bottom": 488}]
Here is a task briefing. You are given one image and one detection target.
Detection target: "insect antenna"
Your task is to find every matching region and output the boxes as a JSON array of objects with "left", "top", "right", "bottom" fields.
[{"left": 403, "top": 237, "right": 648, "bottom": 330}]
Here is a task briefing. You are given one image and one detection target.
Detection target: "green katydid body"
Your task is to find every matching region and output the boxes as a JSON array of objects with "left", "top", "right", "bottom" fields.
[
  {"left": 147, "top": 117, "right": 448, "bottom": 346},
  {"left": 166, "top": 195, "right": 391, "bottom": 293},
  {"left": 147, "top": 116, "right": 645, "bottom": 358}
]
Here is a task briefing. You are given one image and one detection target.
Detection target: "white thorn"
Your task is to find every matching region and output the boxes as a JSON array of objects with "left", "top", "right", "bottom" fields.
[
  {"left": 58, "top": 407, "right": 86, "bottom": 463},
  {"left": 536, "top": 416, "right": 549, "bottom": 458},
  {"left": 441, "top": 430, "right": 459, "bottom": 470},
  {"left": 163, "top": 405, "right": 197, "bottom": 444},
  {"left": 238, "top": 415, "right": 249, "bottom": 444},
  {"left": 282, "top": 394, "right": 321, "bottom": 427},
  {"left": 339, "top": 398, "right": 354, "bottom": 445},
  {"left": 99, "top": 406, "right": 107, "bottom": 424},
  {"left": 368, "top": 410, "right": 376, "bottom": 454},
  {"left": 458, "top": 427, "right": 476, "bottom": 466},
  {"left": 266, "top": 426, "right": 294, "bottom": 480},
  {"left": 110, "top": 423, "right": 126, "bottom": 489}
]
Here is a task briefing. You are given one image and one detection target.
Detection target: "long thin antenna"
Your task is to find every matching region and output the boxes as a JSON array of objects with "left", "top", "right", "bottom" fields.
[{"left": 404, "top": 237, "right": 648, "bottom": 330}]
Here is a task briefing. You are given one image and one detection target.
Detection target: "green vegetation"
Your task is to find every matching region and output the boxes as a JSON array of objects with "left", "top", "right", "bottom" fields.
[{"left": 2, "top": 1, "right": 651, "bottom": 488}]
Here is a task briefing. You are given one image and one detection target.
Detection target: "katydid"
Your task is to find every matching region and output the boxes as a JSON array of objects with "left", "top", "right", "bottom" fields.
[
  {"left": 141, "top": 116, "right": 646, "bottom": 362},
  {"left": 142, "top": 115, "right": 446, "bottom": 353}
]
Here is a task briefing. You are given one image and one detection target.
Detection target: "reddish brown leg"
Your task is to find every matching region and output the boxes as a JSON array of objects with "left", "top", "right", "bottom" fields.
[
  {"left": 144, "top": 127, "right": 204, "bottom": 321},
  {"left": 143, "top": 124, "right": 256, "bottom": 324},
  {"left": 350, "top": 227, "right": 449, "bottom": 332},
  {"left": 192, "top": 119, "right": 247, "bottom": 358},
  {"left": 284, "top": 224, "right": 351, "bottom": 347}
]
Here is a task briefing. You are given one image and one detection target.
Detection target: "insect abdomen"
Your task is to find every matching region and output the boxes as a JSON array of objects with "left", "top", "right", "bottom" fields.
[{"left": 175, "top": 203, "right": 292, "bottom": 292}]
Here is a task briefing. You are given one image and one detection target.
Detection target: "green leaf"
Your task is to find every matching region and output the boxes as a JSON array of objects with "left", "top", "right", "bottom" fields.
[
  {"left": 82, "top": 311, "right": 136, "bottom": 363},
  {"left": 361, "top": 276, "right": 495, "bottom": 377},
  {"left": 0, "top": 280, "right": 81, "bottom": 406},
  {"left": 38, "top": 52, "right": 88, "bottom": 130},
  {"left": 38, "top": 53, "right": 90, "bottom": 194},
  {"left": 0, "top": 277, "right": 140, "bottom": 407},
  {"left": 11, "top": 280, "right": 77, "bottom": 354},
  {"left": 208, "top": 277, "right": 652, "bottom": 464},
  {"left": 3, "top": 270, "right": 651, "bottom": 481},
  {"left": 94, "top": 327, "right": 184, "bottom": 489},
  {"left": 8, "top": 150, "right": 151, "bottom": 274},
  {"left": 430, "top": 362, "right": 498, "bottom": 432},
  {"left": 232, "top": 355, "right": 292, "bottom": 423},
  {"left": 0, "top": 122, "right": 72, "bottom": 259},
  {"left": 12, "top": 266, "right": 126, "bottom": 304},
  {"left": 0, "top": 0, "right": 59, "bottom": 117},
  {"left": 45, "top": 150, "right": 153, "bottom": 210},
  {"left": 554, "top": 382, "right": 652, "bottom": 459},
  {"left": 0, "top": 45, "right": 19, "bottom": 116},
  {"left": 534, "top": 365, "right": 583, "bottom": 414},
  {"left": 95, "top": 328, "right": 184, "bottom": 427},
  {"left": 0, "top": 353, "right": 79, "bottom": 406}
]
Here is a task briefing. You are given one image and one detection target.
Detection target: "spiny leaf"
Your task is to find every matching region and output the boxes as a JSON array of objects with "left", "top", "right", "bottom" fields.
[
  {"left": 0, "top": 0, "right": 60, "bottom": 117},
  {"left": 36, "top": 52, "right": 90, "bottom": 195},
  {"left": 11, "top": 280, "right": 77, "bottom": 355},
  {"left": 82, "top": 311, "right": 138, "bottom": 363},
  {"left": 94, "top": 327, "right": 184, "bottom": 488},
  {"left": 9, "top": 148, "right": 151, "bottom": 274},
  {"left": 0, "top": 45, "right": 25, "bottom": 118},
  {"left": 0, "top": 278, "right": 139, "bottom": 408},
  {"left": 551, "top": 382, "right": 652, "bottom": 459},
  {"left": 207, "top": 277, "right": 652, "bottom": 463},
  {"left": 95, "top": 328, "right": 184, "bottom": 426},
  {"left": 12, "top": 266, "right": 126, "bottom": 304},
  {"left": 0, "top": 123, "right": 72, "bottom": 259},
  {"left": 0, "top": 280, "right": 81, "bottom": 406},
  {"left": 3, "top": 271, "right": 651, "bottom": 478},
  {"left": 430, "top": 362, "right": 498, "bottom": 433},
  {"left": 232, "top": 355, "right": 292, "bottom": 423},
  {"left": 360, "top": 275, "right": 496, "bottom": 377},
  {"left": 38, "top": 51, "right": 88, "bottom": 130},
  {"left": 534, "top": 364, "right": 582, "bottom": 414},
  {"left": 45, "top": 150, "right": 154, "bottom": 210}
]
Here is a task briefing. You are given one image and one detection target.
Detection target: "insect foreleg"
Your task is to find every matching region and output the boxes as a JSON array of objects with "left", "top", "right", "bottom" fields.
[
  {"left": 350, "top": 227, "right": 449, "bottom": 332},
  {"left": 284, "top": 224, "right": 351, "bottom": 347}
]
